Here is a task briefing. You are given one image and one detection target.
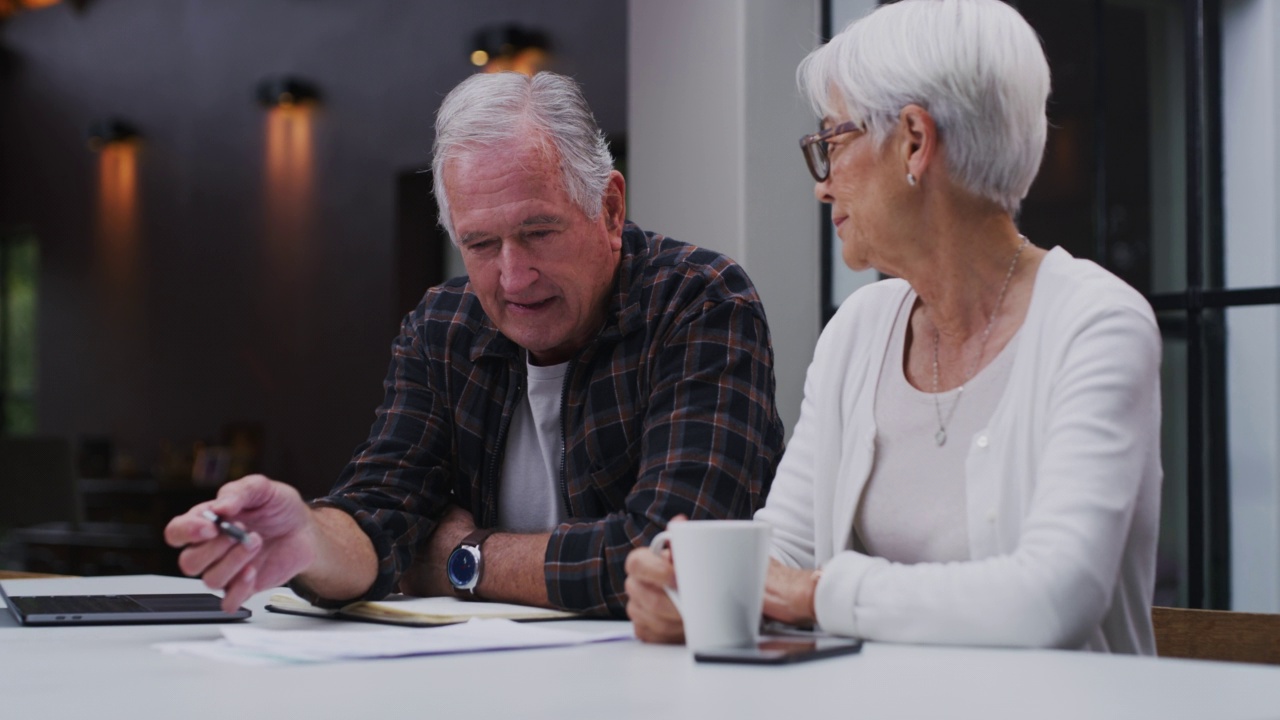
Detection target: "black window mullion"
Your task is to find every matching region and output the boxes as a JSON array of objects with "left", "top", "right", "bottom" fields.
[
  {"left": 1092, "top": 0, "right": 1109, "bottom": 268},
  {"left": 819, "top": 2, "right": 835, "bottom": 325},
  {"left": 1198, "top": 0, "right": 1228, "bottom": 607},
  {"left": 1200, "top": 0, "right": 1231, "bottom": 611},
  {"left": 1182, "top": 0, "right": 1208, "bottom": 610},
  {"left": 1150, "top": 286, "right": 1280, "bottom": 311}
]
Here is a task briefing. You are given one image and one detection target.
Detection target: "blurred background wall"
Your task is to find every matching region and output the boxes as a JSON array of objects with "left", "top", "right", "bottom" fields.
[{"left": 0, "top": 0, "right": 627, "bottom": 498}]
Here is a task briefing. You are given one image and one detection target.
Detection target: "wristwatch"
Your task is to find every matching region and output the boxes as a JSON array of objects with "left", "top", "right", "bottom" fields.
[{"left": 447, "top": 528, "right": 496, "bottom": 596}]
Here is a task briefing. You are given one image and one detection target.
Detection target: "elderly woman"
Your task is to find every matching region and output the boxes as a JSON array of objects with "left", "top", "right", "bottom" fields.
[{"left": 625, "top": 0, "right": 1161, "bottom": 653}]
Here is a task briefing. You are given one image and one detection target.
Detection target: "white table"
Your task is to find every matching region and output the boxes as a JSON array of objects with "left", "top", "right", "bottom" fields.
[{"left": 2, "top": 575, "right": 1278, "bottom": 720}]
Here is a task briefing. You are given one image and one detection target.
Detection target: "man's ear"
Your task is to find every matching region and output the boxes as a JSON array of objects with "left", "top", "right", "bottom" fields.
[
  {"left": 603, "top": 170, "right": 627, "bottom": 242},
  {"left": 899, "top": 104, "right": 938, "bottom": 184}
]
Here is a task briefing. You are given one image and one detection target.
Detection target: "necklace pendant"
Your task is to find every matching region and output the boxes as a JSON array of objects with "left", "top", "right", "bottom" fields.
[{"left": 935, "top": 429, "right": 947, "bottom": 446}]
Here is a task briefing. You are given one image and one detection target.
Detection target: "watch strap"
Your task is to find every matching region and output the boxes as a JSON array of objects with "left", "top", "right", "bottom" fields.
[{"left": 459, "top": 528, "right": 496, "bottom": 551}]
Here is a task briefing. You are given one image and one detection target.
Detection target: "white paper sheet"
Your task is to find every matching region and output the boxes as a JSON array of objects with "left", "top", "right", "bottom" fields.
[{"left": 155, "top": 618, "right": 633, "bottom": 665}]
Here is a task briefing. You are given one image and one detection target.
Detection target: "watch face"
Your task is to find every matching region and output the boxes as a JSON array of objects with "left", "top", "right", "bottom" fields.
[{"left": 447, "top": 546, "right": 479, "bottom": 589}]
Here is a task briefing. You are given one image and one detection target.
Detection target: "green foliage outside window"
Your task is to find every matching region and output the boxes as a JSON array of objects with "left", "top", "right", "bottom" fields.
[{"left": 2, "top": 228, "right": 38, "bottom": 434}]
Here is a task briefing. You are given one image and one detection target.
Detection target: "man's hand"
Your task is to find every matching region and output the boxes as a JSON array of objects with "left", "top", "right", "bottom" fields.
[
  {"left": 165, "top": 475, "right": 317, "bottom": 613},
  {"left": 166, "top": 475, "right": 378, "bottom": 612},
  {"left": 398, "top": 504, "right": 477, "bottom": 597},
  {"left": 762, "top": 558, "right": 820, "bottom": 628}
]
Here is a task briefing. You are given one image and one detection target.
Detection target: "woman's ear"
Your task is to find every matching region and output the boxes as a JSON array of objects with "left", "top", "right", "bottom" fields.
[{"left": 899, "top": 104, "right": 938, "bottom": 185}]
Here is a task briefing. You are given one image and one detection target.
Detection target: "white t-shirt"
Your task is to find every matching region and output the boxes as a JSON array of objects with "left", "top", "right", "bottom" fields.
[
  {"left": 497, "top": 359, "right": 571, "bottom": 533},
  {"left": 856, "top": 292, "right": 1018, "bottom": 563}
]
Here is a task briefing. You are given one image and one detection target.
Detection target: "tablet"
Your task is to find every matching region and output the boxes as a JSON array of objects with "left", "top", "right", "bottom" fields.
[{"left": 694, "top": 635, "right": 863, "bottom": 665}]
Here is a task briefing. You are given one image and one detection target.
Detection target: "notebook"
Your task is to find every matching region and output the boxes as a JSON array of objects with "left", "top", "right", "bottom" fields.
[
  {"left": 265, "top": 590, "right": 577, "bottom": 627},
  {"left": 0, "top": 582, "right": 251, "bottom": 626}
]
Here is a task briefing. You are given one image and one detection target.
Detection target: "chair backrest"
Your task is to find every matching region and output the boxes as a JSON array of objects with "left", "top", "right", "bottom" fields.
[
  {"left": 1152, "top": 606, "right": 1280, "bottom": 665},
  {"left": 0, "top": 436, "right": 78, "bottom": 530}
]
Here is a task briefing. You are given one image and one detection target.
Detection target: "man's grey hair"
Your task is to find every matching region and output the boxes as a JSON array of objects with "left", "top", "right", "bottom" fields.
[
  {"left": 798, "top": 0, "right": 1050, "bottom": 215},
  {"left": 432, "top": 71, "right": 615, "bottom": 244}
]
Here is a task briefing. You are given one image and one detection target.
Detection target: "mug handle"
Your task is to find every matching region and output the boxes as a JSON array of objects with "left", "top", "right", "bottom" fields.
[{"left": 648, "top": 531, "right": 682, "bottom": 615}]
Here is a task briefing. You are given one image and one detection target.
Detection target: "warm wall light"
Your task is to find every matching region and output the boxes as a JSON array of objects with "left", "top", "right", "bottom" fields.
[
  {"left": 92, "top": 120, "right": 141, "bottom": 293},
  {"left": 86, "top": 118, "right": 140, "bottom": 152},
  {"left": 255, "top": 76, "right": 320, "bottom": 108},
  {"left": 260, "top": 78, "right": 317, "bottom": 268},
  {"left": 0, "top": 0, "right": 79, "bottom": 20},
  {"left": 471, "top": 24, "right": 550, "bottom": 76}
]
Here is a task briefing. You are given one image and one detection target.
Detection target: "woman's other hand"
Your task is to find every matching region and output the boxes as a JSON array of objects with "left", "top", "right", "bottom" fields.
[{"left": 763, "top": 559, "right": 821, "bottom": 627}]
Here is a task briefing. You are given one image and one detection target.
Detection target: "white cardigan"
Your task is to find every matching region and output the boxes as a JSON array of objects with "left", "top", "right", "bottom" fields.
[{"left": 757, "top": 248, "right": 1162, "bottom": 653}]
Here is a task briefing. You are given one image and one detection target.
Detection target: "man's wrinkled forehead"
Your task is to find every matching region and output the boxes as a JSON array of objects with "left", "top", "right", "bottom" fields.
[
  {"left": 452, "top": 120, "right": 557, "bottom": 168},
  {"left": 443, "top": 137, "right": 577, "bottom": 238},
  {"left": 444, "top": 135, "right": 561, "bottom": 190}
]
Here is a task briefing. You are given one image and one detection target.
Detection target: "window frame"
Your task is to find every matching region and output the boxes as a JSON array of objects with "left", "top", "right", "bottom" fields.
[{"left": 818, "top": 0, "right": 1277, "bottom": 609}]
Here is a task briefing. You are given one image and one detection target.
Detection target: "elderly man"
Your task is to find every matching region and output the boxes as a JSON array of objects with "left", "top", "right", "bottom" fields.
[{"left": 165, "top": 71, "right": 785, "bottom": 617}]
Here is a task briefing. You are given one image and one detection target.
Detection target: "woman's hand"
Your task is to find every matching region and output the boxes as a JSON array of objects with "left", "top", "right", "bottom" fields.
[
  {"left": 624, "top": 532, "right": 685, "bottom": 644},
  {"left": 763, "top": 558, "right": 821, "bottom": 627}
]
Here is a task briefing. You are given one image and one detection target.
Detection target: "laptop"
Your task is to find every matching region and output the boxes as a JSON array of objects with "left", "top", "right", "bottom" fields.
[{"left": 0, "top": 582, "right": 251, "bottom": 626}]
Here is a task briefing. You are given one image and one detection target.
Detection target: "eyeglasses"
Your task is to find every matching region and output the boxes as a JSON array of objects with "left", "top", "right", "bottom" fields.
[{"left": 798, "top": 120, "right": 864, "bottom": 182}]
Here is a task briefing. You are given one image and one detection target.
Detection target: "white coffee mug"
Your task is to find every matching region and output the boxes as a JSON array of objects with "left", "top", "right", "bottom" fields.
[{"left": 649, "top": 520, "right": 772, "bottom": 652}]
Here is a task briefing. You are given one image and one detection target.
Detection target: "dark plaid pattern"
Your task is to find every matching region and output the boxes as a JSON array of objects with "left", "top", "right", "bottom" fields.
[{"left": 311, "top": 222, "right": 785, "bottom": 617}]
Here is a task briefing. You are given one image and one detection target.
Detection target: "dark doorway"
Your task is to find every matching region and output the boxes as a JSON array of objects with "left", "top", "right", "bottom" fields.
[{"left": 395, "top": 170, "right": 447, "bottom": 329}]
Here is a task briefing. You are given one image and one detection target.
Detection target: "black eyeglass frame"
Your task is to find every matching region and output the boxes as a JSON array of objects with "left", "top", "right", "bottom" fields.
[{"left": 799, "top": 120, "right": 865, "bottom": 182}]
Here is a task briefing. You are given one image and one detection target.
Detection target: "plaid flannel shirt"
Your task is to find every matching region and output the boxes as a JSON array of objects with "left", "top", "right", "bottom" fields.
[{"left": 312, "top": 222, "right": 785, "bottom": 617}]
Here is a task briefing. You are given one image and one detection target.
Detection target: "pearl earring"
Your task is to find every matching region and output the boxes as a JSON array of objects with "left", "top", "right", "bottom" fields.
[{"left": 906, "top": 173, "right": 917, "bottom": 187}]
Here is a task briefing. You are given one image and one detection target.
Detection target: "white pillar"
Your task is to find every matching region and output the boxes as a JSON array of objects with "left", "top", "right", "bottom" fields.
[{"left": 628, "top": 0, "right": 822, "bottom": 435}]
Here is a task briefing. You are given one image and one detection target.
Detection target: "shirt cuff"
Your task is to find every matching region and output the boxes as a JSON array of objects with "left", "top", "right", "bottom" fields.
[{"left": 813, "top": 551, "right": 886, "bottom": 638}]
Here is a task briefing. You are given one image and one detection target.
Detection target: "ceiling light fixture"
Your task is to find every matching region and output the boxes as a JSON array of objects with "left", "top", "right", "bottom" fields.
[
  {"left": 255, "top": 76, "right": 321, "bottom": 108},
  {"left": 469, "top": 24, "right": 550, "bottom": 76},
  {"left": 86, "top": 118, "right": 140, "bottom": 152}
]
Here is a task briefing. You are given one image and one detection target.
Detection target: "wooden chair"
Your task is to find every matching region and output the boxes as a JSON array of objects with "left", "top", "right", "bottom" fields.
[{"left": 1152, "top": 606, "right": 1280, "bottom": 664}]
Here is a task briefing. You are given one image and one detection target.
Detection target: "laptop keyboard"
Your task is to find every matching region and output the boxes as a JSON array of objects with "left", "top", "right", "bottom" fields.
[{"left": 14, "top": 594, "right": 150, "bottom": 614}]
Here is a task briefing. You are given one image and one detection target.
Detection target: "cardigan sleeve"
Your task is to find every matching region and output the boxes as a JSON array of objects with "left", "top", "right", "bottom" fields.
[
  {"left": 753, "top": 349, "right": 822, "bottom": 570},
  {"left": 814, "top": 289, "right": 1162, "bottom": 649}
]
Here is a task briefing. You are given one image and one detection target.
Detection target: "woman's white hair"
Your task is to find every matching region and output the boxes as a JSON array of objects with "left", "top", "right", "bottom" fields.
[
  {"left": 798, "top": 0, "right": 1050, "bottom": 215},
  {"left": 431, "top": 71, "right": 614, "bottom": 244}
]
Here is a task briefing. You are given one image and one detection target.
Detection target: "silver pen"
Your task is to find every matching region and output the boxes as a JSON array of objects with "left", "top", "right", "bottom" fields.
[{"left": 201, "top": 509, "right": 251, "bottom": 545}]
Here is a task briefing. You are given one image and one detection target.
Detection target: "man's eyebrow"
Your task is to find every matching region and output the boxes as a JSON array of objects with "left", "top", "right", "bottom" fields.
[
  {"left": 458, "top": 231, "right": 493, "bottom": 247},
  {"left": 520, "top": 215, "right": 565, "bottom": 227},
  {"left": 458, "top": 216, "right": 566, "bottom": 246}
]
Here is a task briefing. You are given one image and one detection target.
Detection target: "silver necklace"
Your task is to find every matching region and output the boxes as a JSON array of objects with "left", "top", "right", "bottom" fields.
[{"left": 930, "top": 236, "right": 1029, "bottom": 447}]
